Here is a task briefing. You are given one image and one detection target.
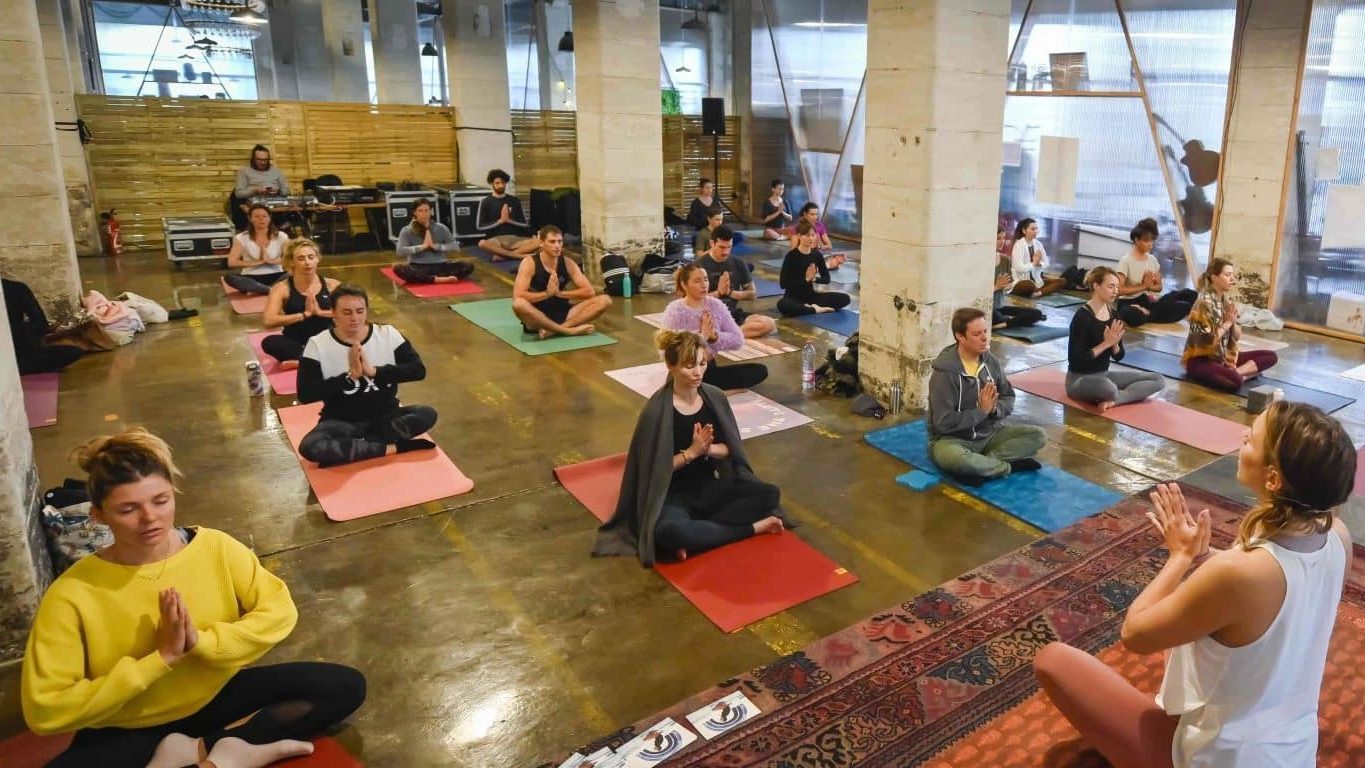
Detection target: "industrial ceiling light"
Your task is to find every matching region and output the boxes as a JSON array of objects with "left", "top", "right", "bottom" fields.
[
  {"left": 194, "top": 37, "right": 219, "bottom": 46},
  {"left": 680, "top": 10, "right": 706, "bottom": 30},
  {"left": 557, "top": 30, "right": 573, "bottom": 52},
  {"left": 230, "top": 5, "right": 268, "bottom": 25},
  {"left": 421, "top": 42, "right": 439, "bottom": 56}
]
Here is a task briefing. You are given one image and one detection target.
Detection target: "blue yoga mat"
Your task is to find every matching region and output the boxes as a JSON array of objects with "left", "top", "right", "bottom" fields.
[
  {"left": 864, "top": 420, "right": 1124, "bottom": 532},
  {"left": 759, "top": 257, "right": 785, "bottom": 270},
  {"left": 796, "top": 309, "right": 860, "bottom": 336},
  {"left": 1116, "top": 346, "right": 1356, "bottom": 414},
  {"left": 752, "top": 277, "right": 782, "bottom": 298},
  {"left": 995, "top": 324, "right": 1069, "bottom": 343}
]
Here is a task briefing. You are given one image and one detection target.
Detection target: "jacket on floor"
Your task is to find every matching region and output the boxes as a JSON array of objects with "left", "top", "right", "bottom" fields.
[
  {"left": 594, "top": 381, "right": 765, "bottom": 567},
  {"left": 926, "top": 343, "right": 1016, "bottom": 442}
]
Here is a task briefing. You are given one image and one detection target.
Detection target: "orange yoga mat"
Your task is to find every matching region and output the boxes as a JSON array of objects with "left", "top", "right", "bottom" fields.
[
  {"left": 1010, "top": 366, "right": 1247, "bottom": 455},
  {"left": 379, "top": 266, "right": 485, "bottom": 299},
  {"left": 554, "top": 454, "right": 859, "bottom": 632},
  {"left": 221, "top": 276, "right": 269, "bottom": 314},
  {"left": 279, "top": 402, "right": 474, "bottom": 522},
  {"left": 0, "top": 732, "right": 361, "bottom": 768}
]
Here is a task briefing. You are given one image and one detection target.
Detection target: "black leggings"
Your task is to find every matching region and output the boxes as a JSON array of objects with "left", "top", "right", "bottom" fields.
[
  {"left": 17, "top": 345, "right": 82, "bottom": 375},
  {"left": 776, "top": 292, "right": 851, "bottom": 317},
  {"left": 992, "top": 306, "right": 1044, "bottom": 329},
  {"left": 1118, "top": 289, "right": 1197, "bottom": 326},
  {"left": 393, "top": 261, "right": 474, "bottom": 284},
  {"left": 655, "top": 477, "right": 781, "bottom": 557},
  {"left": 260, "top": 334, "right": 306, "bottom": 363},
  {"left": 703, "top": 360, "right": 768, "bottom": 390},
  {"left": 49, "top": 662, "right": 366, "bottom": 768},
  {"left": 224, "top": 272, "right": 286, "bottom": 295},
  {"left": 299, "top": 405, "right": 438, "bottom": 466}
]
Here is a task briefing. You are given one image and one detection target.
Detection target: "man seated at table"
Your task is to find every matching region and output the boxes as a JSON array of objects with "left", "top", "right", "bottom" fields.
[
  {"left": 511, "top": 225, "right": 611, "bottom": 339},
  {"left": 231, "top": 144, "right": 291, "bottom": 229},
  {"left": 476, "top": 169, "right": 540, "bottom": 261}
]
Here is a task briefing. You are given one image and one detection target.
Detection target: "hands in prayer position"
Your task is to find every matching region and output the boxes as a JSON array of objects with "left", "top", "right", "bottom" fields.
[
  {"left": 546, "top": 272, "right": 560, "bottom": 298},
  {"left": 687, "top": 422, "right": 714, "bottom": 461},
  {"left": 716, "top": 271, "right": 732, "bottom": 297},
  {"left": 157, "top": 588, "right": 198, "bottom": 665},
  {"left": 1145, "top": 483, "right": 1211, "bottom": 561},
  {"left": 1103, "top": 319, "right": 1127, "bottom": 348},
  {"left": 499, "top": 203, "right": 512, "bottom": 224},
  {"left": 422, "top": 229, "right": 435, "bottom": 250},
  {"left": 699, "top": 311, "right": 717, "bottom": 344},
  {"left": 347, "top": 343, "right": 376, "bottom": 380},
  {"left": 978, "top": 380, "right": 999, "bottom": 414},
  {"left": 805, "top": 263, "right": 819, "bottom": 283}
]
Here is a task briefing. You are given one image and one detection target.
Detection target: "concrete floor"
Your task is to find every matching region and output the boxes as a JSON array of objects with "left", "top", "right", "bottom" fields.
[{"left": 2, "top": 241, "right": 1364, "bottom": 767}]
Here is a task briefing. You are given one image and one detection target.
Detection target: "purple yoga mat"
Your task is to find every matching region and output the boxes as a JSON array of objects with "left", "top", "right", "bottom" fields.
[{"left": 21, "top": 373, "right": 58, "bottom": 428}]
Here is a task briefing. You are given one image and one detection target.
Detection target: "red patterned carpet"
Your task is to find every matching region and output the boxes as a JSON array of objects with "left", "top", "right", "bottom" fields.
[{"left": 550, "top": 486, "right": 1365, "bottom": 766}]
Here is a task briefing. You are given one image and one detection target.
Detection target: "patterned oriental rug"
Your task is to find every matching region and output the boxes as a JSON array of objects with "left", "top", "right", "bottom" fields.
[{"left": 550, "top": 487, "right": 1365, "bottom": 767}]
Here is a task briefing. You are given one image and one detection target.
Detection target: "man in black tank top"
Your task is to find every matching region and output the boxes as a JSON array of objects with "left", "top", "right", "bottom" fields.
[{"left": 510, "top": 225, "right": 612, "bottom": 339}]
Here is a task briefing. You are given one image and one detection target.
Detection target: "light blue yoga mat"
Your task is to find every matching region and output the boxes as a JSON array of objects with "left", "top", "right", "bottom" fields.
[
  {"left": 796, "top": 309, "right": 860, "bottom": 336},
  {"left": 752, "top": 277, "right": 782, "bottom": 298},
  {"left": 864, "top": 420, "right": 1123, "bottom": 532},
  {"left": 759, "top": 257, "right": 786, "bottom": 270}
]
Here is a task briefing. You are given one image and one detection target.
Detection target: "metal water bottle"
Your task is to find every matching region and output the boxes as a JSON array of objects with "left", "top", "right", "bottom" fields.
[
  {"left": 801, "top": 342, "right": 817, "bottom": 390},
  {"left": 889, "top": 383, "right": 904, "bottom": 414},
  {"left": 246, "top": 361, "right": 265, "bottom": 396},
  {"left": 622, "top": 272, "right": 633, "bottom": 298}
]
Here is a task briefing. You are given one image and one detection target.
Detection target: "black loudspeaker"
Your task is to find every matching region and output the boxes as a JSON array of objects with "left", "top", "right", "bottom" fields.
[{"left": 701, "top": 98, "right": 726, "bottom": 137}]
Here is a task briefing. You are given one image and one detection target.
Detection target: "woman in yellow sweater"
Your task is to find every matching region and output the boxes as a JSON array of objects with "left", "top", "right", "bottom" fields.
[{"left": 22, "top": 429, "right": 365, "bottom": 768}]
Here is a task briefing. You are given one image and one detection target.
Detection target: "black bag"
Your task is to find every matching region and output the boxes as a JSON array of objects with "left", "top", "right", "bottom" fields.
[
  {"left": 640, "top": 251, "right": 681, "bottom": 273},
  {"left": 600, "top": 252, "right": 632, "bottom": 297}
]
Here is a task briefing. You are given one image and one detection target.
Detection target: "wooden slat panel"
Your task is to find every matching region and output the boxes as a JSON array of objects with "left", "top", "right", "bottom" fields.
[{"left": 511, "top": 110, "right": 578, "bottom": 190}]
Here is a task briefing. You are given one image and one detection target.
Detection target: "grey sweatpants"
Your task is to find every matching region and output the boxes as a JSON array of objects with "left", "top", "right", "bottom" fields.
[{"left": 1064, "top": 370, "right": 1165, "bottom": 406}]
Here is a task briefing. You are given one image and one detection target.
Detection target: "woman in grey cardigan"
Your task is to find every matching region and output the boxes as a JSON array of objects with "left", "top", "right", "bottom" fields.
[
  {"left": 594, "top": 330, "right": 788, "bottom": 566},
  {"left": 392, "top": 198, "right": 474, "bottom": 284}
]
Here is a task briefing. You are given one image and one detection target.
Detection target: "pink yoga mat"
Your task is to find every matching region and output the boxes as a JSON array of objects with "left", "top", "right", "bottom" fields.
[
  {"left": 603, "top": 364, "right": 813, "bottom": 438},
  {"left": 279, "top": 401, "right": 473, "bottom": 522},
  {"left": 221, "top": 276, "right": 269, "bottom": 314},
  {"left": 554, "top": 454, "right": 858, "bottom": 632},
  {"left": 247, "top": 330, "right": 298, "bottom": 395},
  {"left": 20, "top": 373, "right": 58, "bottom": 428},
  {"left": 380, "top": 266, "right": 485, "bottom": 298},
  {"left": 1011, "top": 367, "right": 1246, "bottom": 455}
]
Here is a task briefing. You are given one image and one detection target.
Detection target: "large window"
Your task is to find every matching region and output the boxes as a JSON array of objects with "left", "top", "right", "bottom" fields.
[
  {"left": 1273, "top": 1, "right": 1365, "bottom": 333},
  {"left": 660, "top": 7, "right": 710, "bottom": 115},
  {"left": 505, "top": 0, "right": 575, "bottom": 110},
  {"left": 92, "top": 1, "right": 258, "bottom": 100}
]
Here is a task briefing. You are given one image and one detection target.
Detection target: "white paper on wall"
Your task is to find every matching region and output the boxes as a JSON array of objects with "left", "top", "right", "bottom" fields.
[
  {"left": 1315, "top": 147, "right": 1341, "bottom": 182},
  {"left": 1035, "top": 135, "right": 1080, "bottom": 206},
  {"left": 1002, "top": 141, "right": 1023, "bottom": 167},
  {"left": 1321, "top": 184, "right": 1365, "bottom": 250}
]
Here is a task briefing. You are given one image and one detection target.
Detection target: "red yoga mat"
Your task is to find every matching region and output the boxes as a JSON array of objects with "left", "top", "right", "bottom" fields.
[
  {"left": 20, "top": 372, "right": 58, "bottom": 428},
  {"left": 247, "top": 331, "right": 300, "bottom": 396},
  {"left": 554, "top": 454, "right": 859, "bottom": 632},
  {"left": 279, "top": 401, "right": 474, "bottom": 522},
  {"left": 380, "top": 266, "right": 484, "bottom": 298},
  {"left": 221, "top": 276, "right": 270, "bottom": 314},
  {"left": 1010, "top": 366, "right": 1246, "bottom": 455},
  {"left": 0, "top": 732, "right": 361, "bottom": 768}
]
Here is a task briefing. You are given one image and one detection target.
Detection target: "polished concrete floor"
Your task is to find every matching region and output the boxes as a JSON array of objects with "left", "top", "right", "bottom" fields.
[{"left": 3, "top": 242, "right": 1365, "bottom": 767}]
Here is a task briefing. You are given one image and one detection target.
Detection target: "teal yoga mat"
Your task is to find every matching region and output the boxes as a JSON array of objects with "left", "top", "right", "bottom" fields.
[
  {"left": 864, "top": 420, "right": 1123, "bottom": 532},
  {"left": 1030, "top": 293, "right": 1085, "bottom": 308},
  {"left": 995, "top": 324, "right": 1069, "bottom": 343},
  {"left": 449, "top": 298, "right": 617, "bottom": 355},
  {"left": 796, "top": 309, "right": 860, "bottom": 336}
]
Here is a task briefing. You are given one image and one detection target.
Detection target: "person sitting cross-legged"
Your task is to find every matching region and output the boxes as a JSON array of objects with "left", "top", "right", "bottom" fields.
[
  {"left": 511, "top": 225, "right": 612, "bottom": 339},
  {"left": 297, "top": 284, "right": 438, "bottom": 467},
  {"left": 991, "top": 226, "right": 1044, "bottom": 330},
  {"left": 927, "top": 307, "right": 1046, "bottom": 486},
  {"left": 697, "top": 225, "right": 778, "bottom": 339},
  {"left": 391, "top": 197, "right": 474, "bottom": 284}
]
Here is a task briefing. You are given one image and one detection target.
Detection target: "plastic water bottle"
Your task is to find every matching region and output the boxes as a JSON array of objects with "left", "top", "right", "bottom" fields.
[
  {"left": 1273, "top": 387, "right": 1285, "bottom": 402},
  {"left": 801, "top": 341, "right": 817, "bottom": 390},
  {"left": 622, "top": 272, "right": 633, "bottom": 299}
]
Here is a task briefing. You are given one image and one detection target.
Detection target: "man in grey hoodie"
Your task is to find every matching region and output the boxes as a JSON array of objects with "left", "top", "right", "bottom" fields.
[{"left": 927, "top": 307, "right": 1046, "bottom": 485}]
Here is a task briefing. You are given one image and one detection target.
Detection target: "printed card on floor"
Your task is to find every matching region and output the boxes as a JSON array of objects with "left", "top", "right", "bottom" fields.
[
  {"left": 684, "top": 691, "right": 761, "bottom": 739},
  {"left": 618, "top": 718, "right": 697, "bottom": 767},
  {"left": 559, "top": 747, "right": 624, "bottom": 768}
]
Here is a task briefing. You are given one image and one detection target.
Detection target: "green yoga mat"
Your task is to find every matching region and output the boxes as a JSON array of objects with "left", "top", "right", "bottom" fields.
[{"left": 449, "top": 299, "right": 617, "bottom": 355}]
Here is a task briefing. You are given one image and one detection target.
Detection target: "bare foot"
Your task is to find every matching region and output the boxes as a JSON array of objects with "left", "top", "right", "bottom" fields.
[
  {"left": 434, "top": 275, "right": 458, "bottom": 283},
  {"left": 205, "top": 736, "right": 314, "bottom": 768},
  {"left": 1097, "top": 401, "right": 1116, "bottom": 413},
  {"left": 675, "top": 549, "right": 688, "bottom": 561},
  {"left": 279, "top": 359, "right": 300, "bottom": 371},
  {"left": 147, "top": 733, "right": 201, "bottom": 768},
  {"left": 1031, "top": 292, "right": 1043, "bottom": 299},
  {"left": 537, "top": 328, "right": 557, "bottom": 340},
  {"left": 565, "top": 324, "right": 596, "bottom": 336},
  {"left": 753, "top": 516, "right": 785, "bottom": 535}
]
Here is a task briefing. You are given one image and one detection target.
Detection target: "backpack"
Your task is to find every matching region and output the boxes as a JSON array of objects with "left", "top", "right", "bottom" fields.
[{"left": 600, "top": 252, "right": 632, "bottom": 297}]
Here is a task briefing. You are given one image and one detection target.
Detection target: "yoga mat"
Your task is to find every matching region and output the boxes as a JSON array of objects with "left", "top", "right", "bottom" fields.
[
  {"left": 1010, "top": 367, "right": 1246, "bottom": 454},
  {"left": 1141, "top": 320, "right": 1289, "bottom": 352},
  {"left": 751, "top": 276, "right": 782, "bottom": 298},
  {"left": 759, "top": 258, "right": 785, "bottom": 270},
  {"left": 247, "top": 330, "right": 298, "bottom": 396},
  {"left": 1339, "top": 362, "right": 1365, "bottom": 383},
  {"left": 379, "top": 266, "right": 484, "bottom": 298},
  {"left": 20, "top": 372, "right": 58, "bottom": 428},
  {"left": 864, "top": 420, "right": 1123, "bottom": 532},
  {"left": 1028, "top": 292, "right": 1084, "bottom": 308},
  {"left": 221, "top": 276, "right": 269, "bottom": 314},
  {"left": 469, "top": 248, "right": 527, "bottom": 273},
  {"left": 795, "top": 309, "right": 859, "bottom": 337},
  {"left": 1115, "top": 346, "right": 1355, "bottom": 413},
  {"left": 0, "top": 732, "right": 362, "bottom": 768},
  {"left": 603, "top": 363, "right": 813, "bottom": 437},
  {"left": 994, "top": 324, "right": 1069, "bottom": 343},
  {"left": 1180, "top": 454, "right": 1256, "bottom": 508},
  {"left": 632, "top": 313, "right": 795, "bottom": 361},
  {"left": 449, "top": 298, "right": 617, "bottom": 356},
  {"left": 279, "top": 401, "right": 473, "bottom": 522},
  {"left": 554, "top": 454, "right": 858, "bottom": 632}
]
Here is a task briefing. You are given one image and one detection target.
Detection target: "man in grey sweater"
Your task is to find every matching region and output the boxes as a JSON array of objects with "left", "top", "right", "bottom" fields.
[
  {"left": 926, "top": 307, "right": 1045, "bottom": 485},
  {"left": 234, "top": 144, "right": 290, "bottom": 199}
]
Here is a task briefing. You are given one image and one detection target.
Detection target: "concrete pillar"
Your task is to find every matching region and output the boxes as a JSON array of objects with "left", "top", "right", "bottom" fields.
[
  {"left": 322, "top": 0, "right": 370, "bottom": 103},
  {"left": 571, "top": 0, "right": 664, "bottom": 273},
  {"left": 37, "top": 0, "right": 100, "bottom": 258},
  {"left": 268, "top": 0, "right": 370, "bottom": 103},
  {"left": 858, "top": 0, "right": 1010, "bottom": 407},
  {"left": 1212, "top": 1, "right": 1311, "bottom": 309},
  {"left": 252, "top": 14, "right": 280, "bottom": 101},
  {"left": 370, "top": 0, "right": 423, "bottom": 105},
  {"left": 0, "top": 0, "right": 83, "bottom": 314},
  {"left": 443, "top": 0, "right": 515, "bottom": 183},
  {"left": 0, "top": 3, "right": 59, "bottom": 661},
  {"left": 731, "top": 0, "right": 752, "bottom": 213}
]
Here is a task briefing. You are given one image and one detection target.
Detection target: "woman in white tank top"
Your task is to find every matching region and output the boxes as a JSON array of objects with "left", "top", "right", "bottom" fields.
[
  {"left": 1034, "top": 400, "right": 1357, "bottom": 767},
  {"left": 224, "top": 204, "right": 290, "bottom": 295}
]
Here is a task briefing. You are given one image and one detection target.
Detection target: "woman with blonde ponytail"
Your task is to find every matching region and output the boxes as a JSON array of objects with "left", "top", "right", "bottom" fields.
[
  {"left": 22, "top": 428, "right": 365, "bottom": 768},
  {"left": 1034, "top": 400, "right": 1355, "bottom": 767}
]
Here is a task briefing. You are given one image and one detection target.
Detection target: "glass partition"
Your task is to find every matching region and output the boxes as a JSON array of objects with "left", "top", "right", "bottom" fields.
[{"left": 93, "top": 0, "right": 259, "bottom": 100}]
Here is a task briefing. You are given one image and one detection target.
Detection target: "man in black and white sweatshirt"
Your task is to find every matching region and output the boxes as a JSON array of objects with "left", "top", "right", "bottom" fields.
[{"left": 297, "top": 284, "right": 437, "bottom": 467}]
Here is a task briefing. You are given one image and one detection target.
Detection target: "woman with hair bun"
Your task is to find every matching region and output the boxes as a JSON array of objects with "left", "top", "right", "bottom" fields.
[
  {"left": 1065, "top": 265, "right": 1165, "bottom": 410},
  {"left": 22, "top": 428, "right": 366, "bottom": 768},
  {"left": 1035, "top": 400, "right": 1356, "bottom": 767},
  {"left": 1115, "top": 218, "right": 1197, "bottom": 327},
  {"left": 593, "top": 330, "right": 787, "bottom": 566}
]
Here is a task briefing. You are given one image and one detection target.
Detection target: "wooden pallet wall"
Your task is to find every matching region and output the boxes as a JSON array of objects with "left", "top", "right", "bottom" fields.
[
  {"left": 510, "top": 110, "right": 579, "bottom": 191},
  {"left": 664, "top": 115, "right": 740, "bottom": 216}
]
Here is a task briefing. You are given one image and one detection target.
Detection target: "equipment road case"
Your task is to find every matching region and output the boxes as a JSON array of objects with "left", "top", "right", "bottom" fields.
[
  {"left": 383, "top": 190, "right": 439, "bottom": 244},
  {"left": 163, "top": 216, "right": 235, "bottom": 269},
  {"left": 432, "top": 183, "right": 492, "bottom": 244}
]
